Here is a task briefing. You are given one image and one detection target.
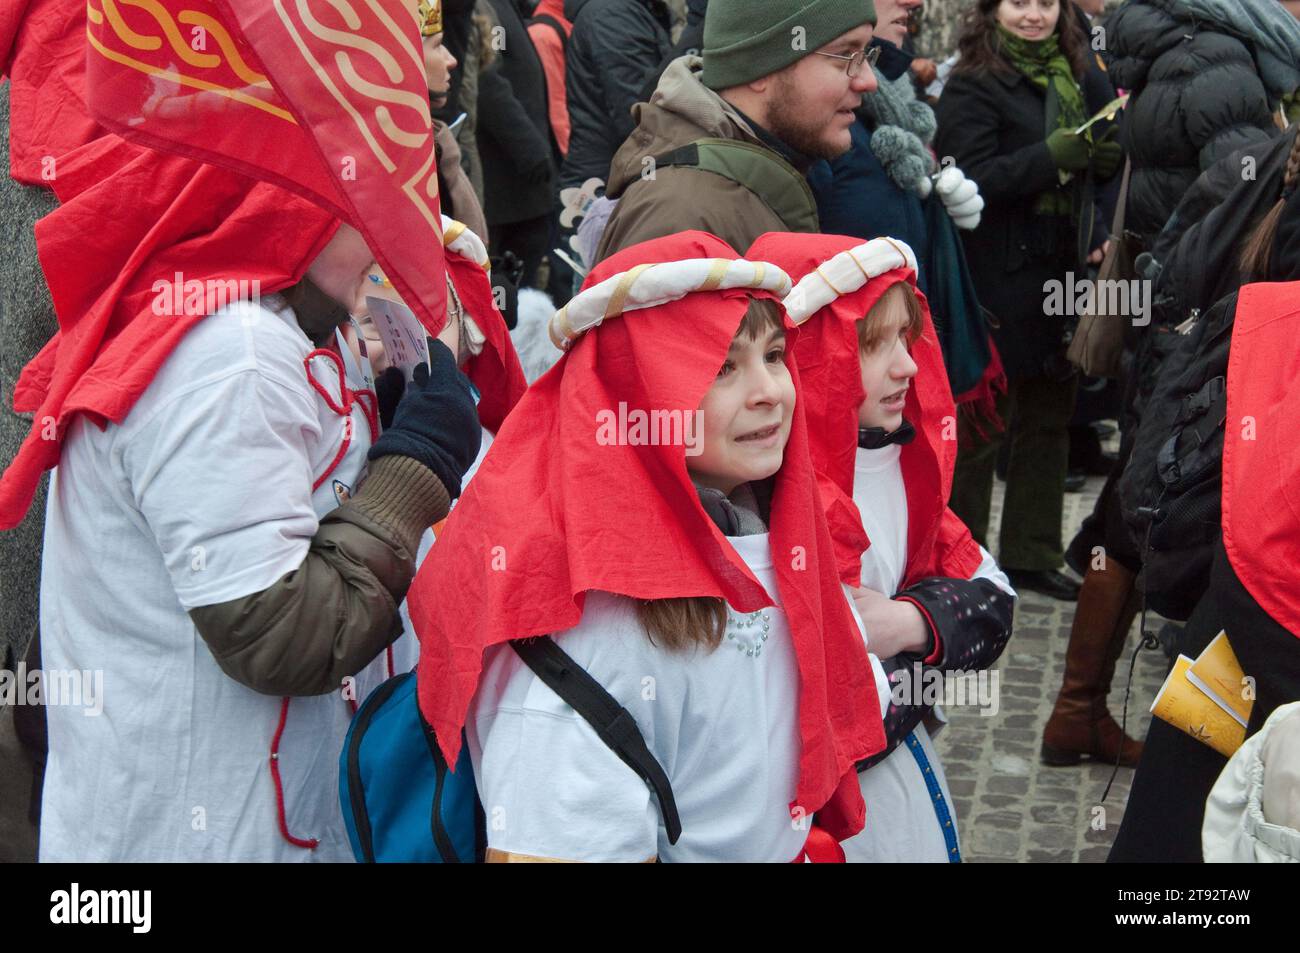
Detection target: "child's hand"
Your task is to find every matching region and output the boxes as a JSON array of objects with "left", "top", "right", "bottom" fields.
[{"left": 850, "top": 586, "right": 931, "bottom": 660}]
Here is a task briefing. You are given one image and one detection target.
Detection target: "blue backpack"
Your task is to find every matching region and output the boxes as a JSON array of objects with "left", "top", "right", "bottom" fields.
[{"left": 340, "top": 636, "right": 681, "bottom": 862}]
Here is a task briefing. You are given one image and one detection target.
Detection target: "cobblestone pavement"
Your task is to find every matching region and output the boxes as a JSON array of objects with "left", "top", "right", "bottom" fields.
[{"left": 931, "top": 464, "right": 1172, "bottom": 863}]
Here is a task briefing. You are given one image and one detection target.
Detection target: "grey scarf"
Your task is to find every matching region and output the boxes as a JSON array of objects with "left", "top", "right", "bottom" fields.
[
  {"left": 857, "top": 67, "right": 938, "bottom": 198},
  {"left": 1169, "top": 0, "right": 1300, "bottom": 100},
  {"left": 695, "top": 482, "right": 768, "bottom": 536}
]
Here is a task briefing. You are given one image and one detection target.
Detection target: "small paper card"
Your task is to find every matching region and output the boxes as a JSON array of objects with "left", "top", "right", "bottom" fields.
[
  {"left": 1151, "top": 654, "right": 1247, "bottom": 758},
  {"left": 366, "top": 295, "right": 429, "bottom": 382},
  {"left": 1187, "top": 630, "right": 1251, "bottom": 727}
]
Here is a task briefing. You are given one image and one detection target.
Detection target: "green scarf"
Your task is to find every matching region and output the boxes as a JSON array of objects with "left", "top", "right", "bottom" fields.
[{"left": 997, "top": 25, "right": 1086, "bottom": 216}]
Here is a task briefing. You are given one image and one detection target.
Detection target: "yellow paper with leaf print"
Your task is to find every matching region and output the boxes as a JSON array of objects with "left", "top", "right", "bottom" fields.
[
  {"left": 1151, "top": 655, "right": 1247, "bottom": 758},
  {"left": 1187, "top": 630, "right": 1252, "bottom": 727}
]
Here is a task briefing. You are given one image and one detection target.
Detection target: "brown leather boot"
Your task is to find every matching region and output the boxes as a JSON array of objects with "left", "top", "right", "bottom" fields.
[{"left": 1041, "top": 561, "right": 1145, "bottom": 766}]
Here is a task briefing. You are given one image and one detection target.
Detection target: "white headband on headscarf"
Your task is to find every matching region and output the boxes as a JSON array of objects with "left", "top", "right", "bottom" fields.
[
  {"left": 441, "top": 214, "right": 489, "bottom": 356},
  {"left": 549, "top": 257, "right": 793, "bottom": 350},
  {"left": 781, "top": 237, "right": 918, "bottom": 326}
]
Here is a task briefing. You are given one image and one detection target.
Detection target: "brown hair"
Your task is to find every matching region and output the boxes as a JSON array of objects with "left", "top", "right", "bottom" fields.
[
  {"left": 953, "top": 0, "right": 1089, "bottom": 80},
  {"left": 637, "top": 598, "right": 729, "bottom": 652},
  {"left": 1239, "top": 128, "right": 1300, "bottom": 281},
  {"left": 858, "top": 281, "right": 924, "bottom": 353},
  {"left": 736, "top": 296, "right": 785, "bottom": 340},
  {"left": 633, "top": 297, "right": 785, "bottom": 654},
  {"left": 473, "top": 2, "right": 497, "bottom": 69}
]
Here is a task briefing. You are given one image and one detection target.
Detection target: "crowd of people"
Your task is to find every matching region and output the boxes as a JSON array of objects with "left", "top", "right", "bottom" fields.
[{"left": 0, "top": 0, "right": 1298, "bottom": 863}]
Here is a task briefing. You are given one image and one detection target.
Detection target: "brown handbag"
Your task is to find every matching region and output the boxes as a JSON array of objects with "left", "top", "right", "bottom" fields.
[{"left": 1067, "top": 160, "right": 1135, "bottom": 378}]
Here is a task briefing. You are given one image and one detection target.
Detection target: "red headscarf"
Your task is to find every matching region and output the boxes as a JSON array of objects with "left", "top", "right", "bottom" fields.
[
  {"left": 408, "top": 231, "right": 884, "bottom": 836},
  {"left": 0, "top": 0, "right": 451, "bottom": 528},
  {"left": 747, "top": 232, "right": 983, "bottom": 589},
  {"left": 1, "top": 0, "right": 106, "bottom": 183},
  {"left": 441, "top": 218, "right": 527, "bottom": 435},
  {"left": 0, "top": 138, "right": 338, "bottom": 528},
  {"left": 1222, "top": 281, "right": 1300, "bottom": 637}
]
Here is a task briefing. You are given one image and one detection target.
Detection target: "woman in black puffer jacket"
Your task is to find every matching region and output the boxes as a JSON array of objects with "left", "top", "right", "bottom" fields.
[{"left": 1107, "top": 0, "right": 1300, "bottom": 247}]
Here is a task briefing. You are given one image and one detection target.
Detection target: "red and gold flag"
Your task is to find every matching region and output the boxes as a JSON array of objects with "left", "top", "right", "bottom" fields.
[{"left": 84, "top": 0, "right": 447, "bottom": 333}]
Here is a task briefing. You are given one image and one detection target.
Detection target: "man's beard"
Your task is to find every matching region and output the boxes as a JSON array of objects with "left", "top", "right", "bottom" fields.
[
  {"left": 765, "top": 73, "right": 854, "bottom": 161},
  {"left": 282, "top": 277, "right": 350, "bottom": 345}
]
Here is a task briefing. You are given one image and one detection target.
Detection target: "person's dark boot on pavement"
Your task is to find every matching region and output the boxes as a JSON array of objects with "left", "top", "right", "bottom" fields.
[{"left": 1041, "top": 560, "right": 1144, "bottom": 765}]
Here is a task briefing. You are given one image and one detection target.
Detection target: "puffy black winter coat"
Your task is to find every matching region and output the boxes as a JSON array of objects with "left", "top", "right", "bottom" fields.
[
  {"left": 1108, "top": 0, "right": 1287, "bottom": 244},
  {"left": 1150, "top": 129, "right": 1293, "bottom": 329},
  {"left": 560, "top": 0, "right": 672, "bottom": 189}
]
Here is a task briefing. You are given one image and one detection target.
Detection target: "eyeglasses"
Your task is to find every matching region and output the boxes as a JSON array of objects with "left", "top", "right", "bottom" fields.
[{"left": 813, "top": 45, "right": 882, "bottom": 77}]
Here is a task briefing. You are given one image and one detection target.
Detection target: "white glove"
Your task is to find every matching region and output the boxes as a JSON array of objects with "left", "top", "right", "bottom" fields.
[{"left": 934, "top": 165, "right": 984, "bottom": 230}]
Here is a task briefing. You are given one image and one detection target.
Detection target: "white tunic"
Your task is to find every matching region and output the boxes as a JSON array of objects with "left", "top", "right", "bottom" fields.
[
  {"left": 467, "top": 533, "right": 809, "bottom": 862},
  {"left": 39, "top": 300, "right": 394, "bottom": 861},
  {"left": 842, "top": 443, "right": 1012, "bottom": 863}
]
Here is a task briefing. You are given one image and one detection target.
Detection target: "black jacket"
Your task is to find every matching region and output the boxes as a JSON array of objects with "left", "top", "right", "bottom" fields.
[
  {"left": 640, "top": 0, "right": 708, "bottom": 101},
  {"left": 433, "top": 0, "right": 478, "bottom": 120},
  {"left": 934, "top": 62, "right": 1114, "bottom": 380},
  {"left": 559, "top": 0, "right": 672, "bottom": 189},
  {"left": 478, "top": 0, "right": 556, "bottom": 224},
  {"left": 1108, "top": 0, "right": 1283, "bottom": 245},
  {"left": 1151, "top": 130, "right": 1293, "bottom": 328}
]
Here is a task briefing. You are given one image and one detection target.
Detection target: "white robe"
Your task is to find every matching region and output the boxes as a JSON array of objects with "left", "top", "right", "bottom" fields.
[
  {"left": 467, "top": 532, "right": 809, "bottom": 862},
  {"left": 841, "top": 442, "right": 1013, "bottom": 863},
  {"left": 40, "top": 301, "right": 390, "bottom": 861}
]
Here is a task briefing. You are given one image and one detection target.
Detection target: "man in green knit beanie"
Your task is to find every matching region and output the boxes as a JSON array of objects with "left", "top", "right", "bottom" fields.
[{"left": 595, "top": 0, "right": 879, "bottom": 260}]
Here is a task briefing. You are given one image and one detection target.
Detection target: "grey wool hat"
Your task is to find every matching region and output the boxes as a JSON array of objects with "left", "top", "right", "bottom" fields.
[{"left": 701, "top": 0, "right": 878, "bottom": 90}]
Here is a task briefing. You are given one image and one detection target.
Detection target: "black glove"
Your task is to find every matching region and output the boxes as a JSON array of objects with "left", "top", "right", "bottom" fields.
[
  {"left": 375, "top": 366, "right": 406, "bottom": 431},
  {"left": 368, "top": 340, "right": 481, "bottom": 499}
]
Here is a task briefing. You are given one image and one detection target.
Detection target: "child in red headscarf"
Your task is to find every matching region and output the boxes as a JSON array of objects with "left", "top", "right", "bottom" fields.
[
  {"left": 407, "top": 231, "right": 886, "bottom": 862},
  {"left": 750, "top": 232, "right": 1018, "bottom": 863}
]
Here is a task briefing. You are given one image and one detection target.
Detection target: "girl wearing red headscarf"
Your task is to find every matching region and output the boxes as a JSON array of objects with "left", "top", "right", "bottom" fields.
[
  {"left": 407, "top": 231, "right": 886, "bottom": 862},
  {"left": 750, "top": 232, "right": 1018, "bottom": 863}
]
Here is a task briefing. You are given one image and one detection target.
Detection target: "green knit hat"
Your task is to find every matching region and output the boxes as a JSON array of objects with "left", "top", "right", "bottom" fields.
[{"left": 702, "top": 0, "right": 877, "bottom": 90}]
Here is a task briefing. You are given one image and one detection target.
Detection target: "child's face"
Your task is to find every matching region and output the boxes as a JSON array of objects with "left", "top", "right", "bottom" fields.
[
  {"left": 688, "top": 323, "right": 795, "bottom": 495},
  {"left": 351, "top": 263, "right": 460, "bottom": 363},
  {"left": 857, "top": 291, "right": 919, "bottom": 432}
]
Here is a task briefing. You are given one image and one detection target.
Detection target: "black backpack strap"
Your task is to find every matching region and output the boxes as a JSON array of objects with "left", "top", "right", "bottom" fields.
[{"left": 509, "top": 636, "right": 682, "bottom": 845}]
